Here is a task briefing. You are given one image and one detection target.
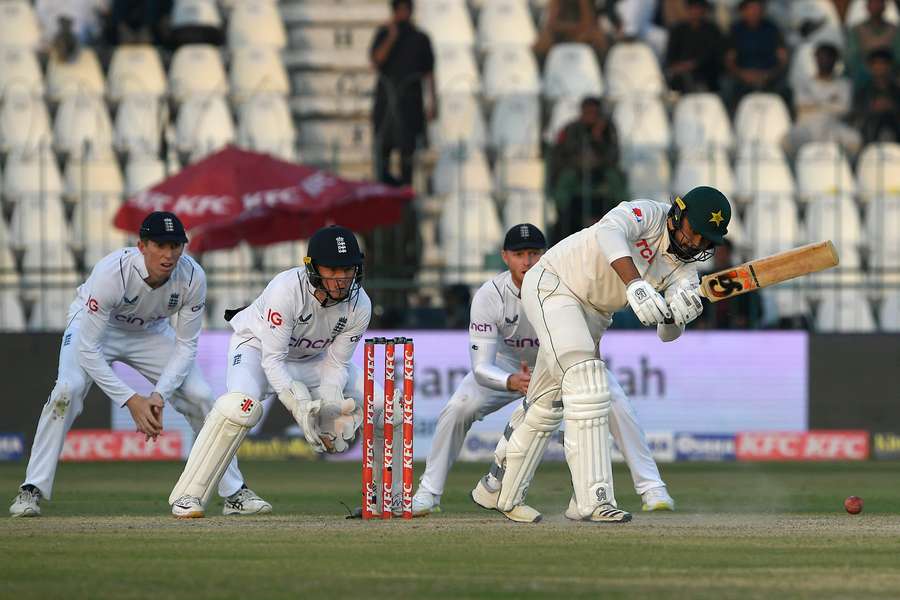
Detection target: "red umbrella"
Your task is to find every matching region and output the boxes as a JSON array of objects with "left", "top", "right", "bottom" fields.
[{"left": 114, "top": 145, "right": 415, "bottom": 253}]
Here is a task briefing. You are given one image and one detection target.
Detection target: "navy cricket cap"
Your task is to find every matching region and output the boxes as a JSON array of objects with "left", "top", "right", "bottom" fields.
[
  {"left": 139, "top": 211, "right": 188, "bottom": 244},
  {"left": 503, "top": 223, "right": 547, "bottom": 251}
]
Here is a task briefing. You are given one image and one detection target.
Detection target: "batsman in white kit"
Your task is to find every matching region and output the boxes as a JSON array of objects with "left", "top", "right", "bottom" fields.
[
  {"left": 412, "top": 224, "right": 674, "bottom": 520},
  {"left": 482, "top": 187, "right": 731, "bottom": 523},
  {"left": 9, "top": 212, "right": 270, "bottom": 518},
  {"left": 169, "top": 225, "right": 401, "bottom": 518}
]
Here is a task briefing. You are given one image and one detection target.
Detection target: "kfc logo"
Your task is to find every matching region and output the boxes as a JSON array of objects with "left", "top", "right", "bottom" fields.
[
  {"left": 86, "top": 297, "right": 99, "bottom": 312},
  {"left": 402, "top": 437, "right": 414, "bottom": 469},
  {"left": 266, "top": 308, "right": 283, "bottom": 326}
]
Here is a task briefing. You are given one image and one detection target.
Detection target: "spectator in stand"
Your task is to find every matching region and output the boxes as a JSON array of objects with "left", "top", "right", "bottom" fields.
[
  {"left": 724, "top": 0, "right": 789, "bottom": 109},
  {"left": 534, "top": 0, "right": 609, "bottom": 59},
  {"left": 36, "top": 0, "right": 105, "bottom": 48},
  {"left": 785, "top": 43, "right": 861, "bottom": 156},
  {"left": 613, "top": 0, "right": 668, "bottom": 57},
  {"left": 105, "top": 0, "right": 172, "bottom": 46},
  {"left": 664, "top": 0, "right": 726, "bottom": 93},
  {"left": 369, "top": 0, "right": 436, "bottom": 186},
  {"left": 548, "top": 97, "right": 628, "bottom": 241},
  {"left": 846, "top": 0, "right": 900, "bottom": 87},
  {"left": 853, "top": 48, "right": 900, "bottom": 143}
]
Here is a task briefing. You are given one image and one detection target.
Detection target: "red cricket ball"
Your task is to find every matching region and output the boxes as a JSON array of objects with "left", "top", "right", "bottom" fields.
[{"left": 844, "top": 496, "right": 863, "bottom": 514}]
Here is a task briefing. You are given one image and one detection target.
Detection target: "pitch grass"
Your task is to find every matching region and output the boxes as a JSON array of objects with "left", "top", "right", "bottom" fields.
[{"left": 2, "top": 461, "right": 899, "bottom": 599}]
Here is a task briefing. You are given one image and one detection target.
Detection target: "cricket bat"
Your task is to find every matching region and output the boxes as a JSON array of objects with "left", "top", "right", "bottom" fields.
[{"left": 699, "top": 241, "right": 840, "bottom": 302}]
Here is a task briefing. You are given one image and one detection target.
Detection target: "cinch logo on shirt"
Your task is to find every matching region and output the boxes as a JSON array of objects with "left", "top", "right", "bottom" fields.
[
  {"left": 470, "top": 322, "right": 492, "bottom": 332},
  {"left": 504, "top": 338, "right": 539, "bottom": 348},
  {"left": 635, "top": 239, "right": 655, "bottom": 262},
  {"left": 289, "top": 336, "right": 335, "bottom": 349},
  {"left": 632, "top": 208, "right": 643, "bottom": 222}
]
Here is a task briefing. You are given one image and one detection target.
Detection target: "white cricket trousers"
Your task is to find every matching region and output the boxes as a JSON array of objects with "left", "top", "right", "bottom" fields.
[{"left": 22, "top": 321, "right": 245, "bottom": 500}]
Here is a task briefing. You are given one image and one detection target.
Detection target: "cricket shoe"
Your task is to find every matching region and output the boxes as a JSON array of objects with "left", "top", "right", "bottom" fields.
[
  {"left": 471, "top": 477, "right": 541, "bottom": 523},
  {"left": 641, "top": 486, "right": 675, "bottom": 512},
  {"left": 171, "top": 495, "right": 204, "bottom": 519},
  {"left": 9, "top": 486, "right": 41, "bottom": 518},
  {"left": 411, "top": 488, "right": 441, "bottom": 516},
  {"left": 223, "top": 487, "right": 272, "bottom": 516},
  {"left": 565, "top": 497, "right": 632, "bottom": 523}
]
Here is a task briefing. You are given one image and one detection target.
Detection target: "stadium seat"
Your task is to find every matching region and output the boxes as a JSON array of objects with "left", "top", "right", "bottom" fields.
[
  {"left": 175, "top": 94, "right": 235, "bottom": 159},
  {"left": 494, "top": 157, "right": 543, "bottom": 192},
  {"left": 489, "top": 94, "right": 541, "bottom": 158},
  {"left": 9, "top": 196, "right": 70, "bottom": 250},
  {"left": 107, "top": 45, "right": 167, "bottom": 101},
  {"left": 543, "top": 96, "right": 580, "bottom": 144},
  {"left": 0, "top": 290, "right": 26, "bottom": 332},
  {"left": 125, "top": 156, "right": 166, "bottom": 196},
  {"left": 542, "top": 43, "right": 603, "bottom": 100},
  {"left": 228, "top": 0, "right": 287, "bottom": 49},
  {"left": 0, "top": 1, "right": 41, "bottom": 50},
  {"left": 673, "top": 93, "right": 734, "bottom": 153},
  {"left": 795, "top": 142, "right": 856, "bottom": 201},
  {"left": 434, "top": 46, "right": 481, "bottom": 95},
  {"left": 0, "top": 47, "right": 44, "bottom": 98},
  {"left": 201, "top": 243, "right": 256, "bottom": 286},
  {"left": 260, "top": 240, "right": 307, "bottom": 276},
  {"left": 71, "top": 194, "right": 128, "bottom": 265},
  {"left": 734, "top": 143, "right": 795, "bottom": 202},
  {"left": 879, "top": 291, "right": 900, "bottom": 331},
  {"left": 815, "top": 289, "right": 876, "bottom": 332},
  {"left": 494, "top": 158, "right": 551, "bottom": 230},
  {"left": 673, "top": 150, "right": 735, "bottom": 199},
  {"left": 804, "top": 195, "right": 864, "bottom": 298},
  {"left": 439, "top": 191, "right": 503, "bottom": 285},
  {"left": 417, "top": 0, "right": 475, "bottom": 48},
  {"left": 169, "top": 45, "right": 228, "bottom": 104},
  {"left": 734, "top": 93, "right": 792, "bottom": 147},
  {"left": 433, "top": 149, "right": 493, "bottom": 195},
  {"left": 53, "top": 94, "right": 114, "bottom": 158},
  {"left": 483, "top": 46, "right": 540, "bottom": 100},
  {"left": 114, "top": 95, "right": 165, "bottom": 157},
  {"left": 3, "top": 149, "right": 64, "bottom": 202},
  {"left": 172, "top": 0, "right": 222, "bottom": 28},
  {"left": 64, "top": 153, "right": 124, "bottom": 202},
  {"left": 430, "top": 94, "right": 487, "bottom": 153},
  {"left": 744, "top": 193, "right": 800, "bottom": 258},
  {"left": 613, "top": 94, "right": 670, "bottom": 156},
  {"left": 0, "top": 91, "right": 52, "bottom": 154},
  {"left": 864, "top": 196, "right": 900, "bottom": 295},
  {"left": 207, "top": 285, "right": 261, "bottom": 329},
  {"left": 297, "top": 118, "right": 370, "bottom": 163},
  {"left": 237, "top": 94, "right": 296, "bottom": 159},
  {"left": 26, "top": 281, "right": 79, "bottom": 331},
  {"left": 46, "top": 48, "right": 106, "bottom": 103},
  {"left": 845, "top": 0, "right": 899, "bottom": 26},
  {"left": 477, "top": 0, "right": 536, "bottom": 50},
  {"left": 623, "top": 150, "right": 671, "bottom": 202},
  {"left": 604, "top": 41, "right": 665, "bottom": 101},
  {"left": 230, "top": 46, "right": 290, "bottom": 105},
  {"left": 856, "top": 143, "right": 900, "bottom": 203}
]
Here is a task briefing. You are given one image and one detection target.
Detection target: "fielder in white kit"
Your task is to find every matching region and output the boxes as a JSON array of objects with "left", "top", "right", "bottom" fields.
[
  {"left": 9, "top": 212, "right": 269, "bottom": 517},
  {"left": 483, "top": 187, "right": 731, "bottom": 523},
  {"left": 412, "top": 224, "right": 673, "bottom": 520},
  {"left": 169, "top": 225, "right": 401, "bottom": 518}
]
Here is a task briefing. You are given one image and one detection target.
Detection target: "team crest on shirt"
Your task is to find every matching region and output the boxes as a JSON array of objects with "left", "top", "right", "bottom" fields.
[
  {"left": 331, "top": 317, "right": 347, "bottom": 336},
  {"left": 632, "top": 207, "right": 643, "bottom": 222},
  {"left": 167, "top": 293, "right": 180, "bottom": 309}
]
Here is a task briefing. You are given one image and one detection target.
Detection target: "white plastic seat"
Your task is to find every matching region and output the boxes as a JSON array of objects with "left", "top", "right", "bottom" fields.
[
  {"left": 26, "top": 279, "right": 79, "bottom": 331},
  {"left": 880, "top": 291, "right": 900, "bottom": 331},
  {"left": 237, "top": 94, "right": 296, "bottom": 159},
  {"left": 0, "top": 47, "right": 44, "bottom": 97},
  {"left": 260, "top": 240, "right": 306, "bottom": 276},
  {"left": 490, "top": 94, "right": 540, "bottom": 158},
  {"left": 795, "top": 142, "right": 856, "bottom": 201},
  {"left": 744, "top": 194, "right": 800, "bottom": 258},
  {"left": 434, "top": 46, "right": 481, "bottom": 95},
  {"left": 418, "top": 0, "right": 475, "bottom": 48},
  {"left": 734, "top": 143, "right": 795, "bottom": 201},
  {"left": 673, "top": 150, "right": 735, "bottom": 199},
  {"left": 865, "top": 197, "right": 900, "bottom": 294},
  {"left": 64, "top": 154, "right": 124, "bottom": 202},
  {"left": 734, "top": 93, "right": 792, "bottom": 147},
  {"left": 0, "top": 91, "right": 51, "bottom": 154},
  {"left": 856, "top": 143, "right": 900, "bottom": 203},
  {"left": 9, "top": 195, "right": 70, "bottom": 250},
  {"left": 845, "top": 0, "right": 899, "bottom": 26},
  {"left": 172, "top": 0, "right": 222, "bottom": 27},
  {"left": 3, "top": 150, "right": 64, "bottom": 202},
  {"left": 816, "top": 289, "right": 876, "bottom": 332},
  {"left": 495, "top": 158, "right": 550, "bottom": 230},
  {"left": 230, "top": 46, "right": 290, "bottom": 105},
  {"left": 613, "top": 94, "right": 670, "bottom": 156},
  {"left": 0, "top": 291, "right": 26, "bottom": 332},
  {"left": 0, "top": 234, "right": 17, "bottom": 286},
  {"left": 623, "top": 150, "right": 670, "bottom": 202},
  {"left": 0, "top": 1, "right": 41, "bottom": 50},
  {"left": 604, "top": 41, "right": 665, "bottom": 101},
  {"left": 71, "top": 195, "right": 128, "bottom": 264},
  {"left": 201, "top": 243, "right": 256, "bottom": 285},
  {"left": 440, "top": 192, "right": 503, "bottom": 284},
  {"left": 543, "top": 43, "right": 603, "bottom": 100},
  {"left": 433, "top": 150, "right": 493, "bottom": 195},
  {"left": 125, "top": 156, "right": 166, "bottom": 196},
  {"left": 46, "top": 48, "right": 106, "bottom": 102},
  {"left": 804, "top": 195, "right": 863, "bottom": 272},
  {"left": 114, "top": 95, "right": 164, "bottom": 157},
  {"left": 483, "top": 46, "right": 540, "bottom": 100},
  {"left": 494, "top": 157, "right": 544, "bottom": 192},
  {"left": 228, "top": 0, "right": 287, "bottom": 49},
  {"left": 673, "top": 93, "right": 734, "bottom": 153},
  {"left": 169, "top": 45, "right": 228, "bottom": 104},
  {"left": 542, "top": 96, "right": 580, "bottom": 144},
  {"left": 175, "top": 94, "right": 235, "bottom": 158},
  {"left": 53, "top": 95, "right": 114, "bottom": 158},
  {"left": 477, "top": 0, "right": 536, "bottom": 50},
  {"left": 107, "top": 45, "right": 167, "bottom": 101},
  {"left": 430, "top": 94, "right": 486, "bottom": 153}
]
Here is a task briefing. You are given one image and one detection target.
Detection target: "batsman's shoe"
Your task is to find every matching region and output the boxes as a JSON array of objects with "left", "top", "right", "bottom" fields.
[
  {"left": 172, "top": 495, "right": 204, "bottom": 519},
  {"left": 471, "top": 477, "right": 542, "bottom": 523},
  {"left": 9, "top": 487, "right": 41, "bottom": 518},
  {"left": 223, "top": 488, "right": 272, "bottom": 516},
  {"left": 641, "top": 486, "right": 675, "bottom": 512},
  {"left": 411, "top": 488, "right": 441, "bottom": 516},
  {"left": 565, "top": 497, "right": 632, "bottom": 523}
]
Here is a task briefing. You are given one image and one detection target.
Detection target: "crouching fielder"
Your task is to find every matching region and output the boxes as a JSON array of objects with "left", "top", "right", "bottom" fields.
[
  {"left": 170, "top": 226, "right": 400, "bottom": 518},
  {"left": 493, "top": 187, "right": 731, "bottom": 523}
]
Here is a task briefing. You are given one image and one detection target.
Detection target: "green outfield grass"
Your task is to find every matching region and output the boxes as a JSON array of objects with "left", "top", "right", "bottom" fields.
[{"left": 1, "top": 461, "right": 899, "bottom": 599}]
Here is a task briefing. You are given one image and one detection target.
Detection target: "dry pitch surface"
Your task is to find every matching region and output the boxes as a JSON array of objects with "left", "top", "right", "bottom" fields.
[{"left": 2, "top": 461, "right": 899, "bottom": 599}]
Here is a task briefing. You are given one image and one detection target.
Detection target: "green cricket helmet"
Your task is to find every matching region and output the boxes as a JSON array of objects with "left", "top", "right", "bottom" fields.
[{"left": 667, "top": 186, "right": 731, "bottom": 262}]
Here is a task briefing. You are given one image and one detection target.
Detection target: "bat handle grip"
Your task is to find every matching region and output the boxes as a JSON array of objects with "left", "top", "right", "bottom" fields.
[{"left": 663, "top": 316, "right": 675, "bottom": 325}]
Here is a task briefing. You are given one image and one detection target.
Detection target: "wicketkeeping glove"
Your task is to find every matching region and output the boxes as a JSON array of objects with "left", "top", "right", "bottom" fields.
[
  {"left": 278, "top": 380, "right": 326, "bottom": 453},
  {"left": 318, "top": 398, "right": 363, "bottom": 454}
]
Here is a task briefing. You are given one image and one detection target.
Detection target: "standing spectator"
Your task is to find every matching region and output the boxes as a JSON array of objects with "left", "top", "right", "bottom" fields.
[
  {"left": 853, "top": 49, "right": 900, "bottom": 143},
  {"left": 369, "top": 0, "right": 436, "bottom": 187},
  {"left": 724, "top": 0, "right": 789, "bottom": 109},
  {"left": 664, "top": 0, "right": 726, "bottom": 93},
  {"left": 548, "top": 97, "right": 628, "bottom": 241},
  {"left": 846, "top": 0, "right": 900, "bottom": 87},
  {"left": 534, "top": 0, "right": 609, "bottom": 59},
  {"left": 785, "top": 43, "right": 862, "bottom": 155}
]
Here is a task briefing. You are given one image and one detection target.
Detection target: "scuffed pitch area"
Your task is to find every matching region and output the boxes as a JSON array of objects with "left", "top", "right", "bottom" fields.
[{"left": 2, "top": 461, "right": 899, "bottom": 599}]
